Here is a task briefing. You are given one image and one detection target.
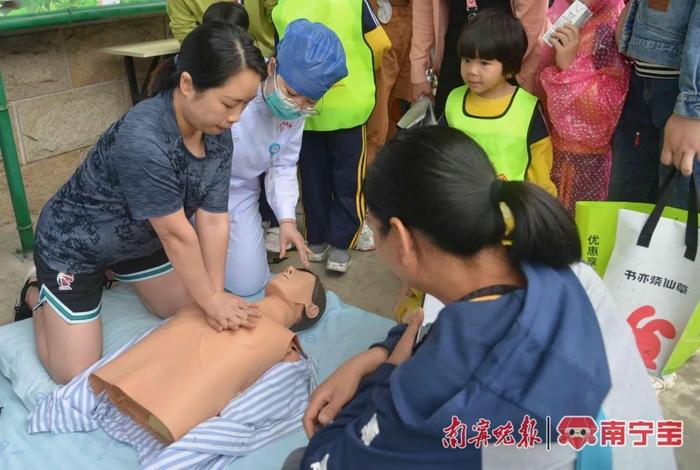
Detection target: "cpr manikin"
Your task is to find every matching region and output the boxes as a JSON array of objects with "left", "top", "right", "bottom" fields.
[
  {"left": 224, "top": 19, "right": 348, "bottom": 295},
  {"left": 89, "top": 266, "right": 325, "bottom": 443}
]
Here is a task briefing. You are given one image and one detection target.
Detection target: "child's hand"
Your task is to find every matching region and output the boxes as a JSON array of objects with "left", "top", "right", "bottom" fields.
[
  {"left": 387, "top": 309, "right": 424, "bottom": 366},
  {"left": 278, "top": 220, "right": 312, "bottom": 267},
  {"left": 412, "top": 82, "right": 433, "bottom": 102},
  {"left": 551, "top": 24, "right": 581, "bottom": 71},
  {"left": 661, "top": 114, "right": 700, "bottom": 176},
  {"left": 393, "top": 284, "right": 424, "bottom": 323},
  {"left": 401, "top": 308, "right": 421, "bottom": 324}
]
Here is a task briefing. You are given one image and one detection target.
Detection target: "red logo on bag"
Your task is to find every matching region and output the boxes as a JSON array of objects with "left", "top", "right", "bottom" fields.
[
  {"left": 57, "top": 272, "right": 74, "bottom": 291},
  {"left": 557, "top": 416, "right": 598, "bottom": 451},
  {"left": 627, "top": 306, "right": 676, "bottom": 370}
]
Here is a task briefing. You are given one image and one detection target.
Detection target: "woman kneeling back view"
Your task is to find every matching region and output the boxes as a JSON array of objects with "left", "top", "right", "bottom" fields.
[{"left": 291, "top": 126, "right": 675, "bottom": 470}]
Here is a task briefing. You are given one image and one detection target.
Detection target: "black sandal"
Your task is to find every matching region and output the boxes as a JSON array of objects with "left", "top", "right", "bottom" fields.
[{"left": 14, "top": 277, "right": 39, "bottom": 322}]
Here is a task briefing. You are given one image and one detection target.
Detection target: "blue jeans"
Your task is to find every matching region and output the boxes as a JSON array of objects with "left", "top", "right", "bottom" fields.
[{"left": 610, "top": 72, "right": 699, "bottom": 210}]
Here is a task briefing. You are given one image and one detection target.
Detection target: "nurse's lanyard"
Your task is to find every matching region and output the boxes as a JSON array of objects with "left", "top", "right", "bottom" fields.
[{"left": 466, "top": 0, "right": 479, "bottom": 20}]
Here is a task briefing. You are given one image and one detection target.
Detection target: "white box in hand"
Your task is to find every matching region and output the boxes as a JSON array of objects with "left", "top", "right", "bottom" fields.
[
  {"left": 416, "top": 294, "right": 445, "bottom": 344},
  {"left": 422, "top": 294, "right": 444, "bottom": 326},
  {"left": 543, "top": 0, "right": 593, "bottom": 47}
]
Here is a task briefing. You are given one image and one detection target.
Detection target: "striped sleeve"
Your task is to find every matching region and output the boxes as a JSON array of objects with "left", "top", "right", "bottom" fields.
[
  {"left": 633, "top": 60, "right": 681, "bottom": 79},
  {"left": 145, "top": 359, "right": 316, "bottom": 469},
  {"left": 28, "top": 321, "right": 316, "bottom": 469},
  {"left": 27, "top": 328, "right": 154, "bottom": 435}
]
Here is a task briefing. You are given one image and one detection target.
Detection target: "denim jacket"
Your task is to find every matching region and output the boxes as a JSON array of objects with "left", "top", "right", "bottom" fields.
[{"left": 619, "top": 0, "right": 700, "bottom": 118}]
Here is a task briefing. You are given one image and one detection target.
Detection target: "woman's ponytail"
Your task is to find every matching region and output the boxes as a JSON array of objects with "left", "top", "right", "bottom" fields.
[
  {"left": 366, "top": 126, "right": 581, "bottom": 270},
  {"left": 498, "top": 181, "right": 581, "bottom": 267},
  {"left": 145, "top": 22, "right": 266, "bottom": 99},
  {"left": 147, "top": 57, "right": 177, "bottom": 98}
]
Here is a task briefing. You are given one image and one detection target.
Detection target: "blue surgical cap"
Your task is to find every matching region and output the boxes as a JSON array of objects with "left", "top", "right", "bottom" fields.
[{"left": 276, "top": 19, "right": 348, "bottom": 101}]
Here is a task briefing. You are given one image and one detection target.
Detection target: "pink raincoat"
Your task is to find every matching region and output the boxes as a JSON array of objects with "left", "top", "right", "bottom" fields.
[{"left": 535, "top": 0, "right": 630, "bottom": 214}]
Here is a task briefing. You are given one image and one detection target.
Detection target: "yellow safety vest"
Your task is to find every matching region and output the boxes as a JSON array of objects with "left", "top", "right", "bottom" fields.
[
  {"left": 272, "top": 0, "right": 376, "bottom": 131},
  {"left": 445, "top": 86, "right": 538, "bottom": 181}
]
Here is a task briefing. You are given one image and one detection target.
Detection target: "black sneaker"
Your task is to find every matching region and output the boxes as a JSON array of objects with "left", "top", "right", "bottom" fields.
[{"left": 14, "top": 267, "right": 38, "bottom": 322}]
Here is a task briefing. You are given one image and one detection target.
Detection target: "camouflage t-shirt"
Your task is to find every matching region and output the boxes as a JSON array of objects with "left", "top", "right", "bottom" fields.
[{"left": 34, "top": 90, "right": 233, "bottom": 273}]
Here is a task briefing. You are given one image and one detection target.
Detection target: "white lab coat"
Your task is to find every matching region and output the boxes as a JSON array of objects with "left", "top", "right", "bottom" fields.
[{"left": 225, "top": 87, "right": 305, "bottom": 296}]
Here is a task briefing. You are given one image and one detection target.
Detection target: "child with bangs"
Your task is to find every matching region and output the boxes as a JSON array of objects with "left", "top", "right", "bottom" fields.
[
  {"left": 443, "top": 10, "right": 557, "bottom": 196},
  {"left": 397, "top": 11, "right": 559, "bottom": 324}
]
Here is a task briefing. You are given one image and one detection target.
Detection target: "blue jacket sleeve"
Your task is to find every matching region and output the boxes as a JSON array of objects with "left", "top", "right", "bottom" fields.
[
  {"left": 300, "top": 363, "right": 398, "bottom": 470},
  {"left": 676, "top": 1, "right": 700, "bottom": 118},
  {"left": 300, "top": 311, "right": 492, "bottom": 470},
  {"left": 369, "top": 323, "right": 407, "bottom": 354}
]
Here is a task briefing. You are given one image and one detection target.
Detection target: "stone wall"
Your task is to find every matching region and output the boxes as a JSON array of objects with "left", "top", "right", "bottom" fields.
[{"left": 0, "top": 15, "right": 170, "bottom": 229}]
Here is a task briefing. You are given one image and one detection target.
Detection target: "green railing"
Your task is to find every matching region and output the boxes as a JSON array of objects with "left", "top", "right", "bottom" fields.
[
  {"left": 0, "top": 1, "right": 166, "bottom": 33},
  {"left": 0, "top": 68, "right": 33, "bottom": 253},
  {"left": 0, "top": 1, "right": 167, "bottom": 251}
]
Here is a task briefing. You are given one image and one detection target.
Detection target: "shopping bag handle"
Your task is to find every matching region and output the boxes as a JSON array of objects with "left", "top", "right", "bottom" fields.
[
  {"left": 687, "top": 173, "right": 698, "bottom": 260},
  {"left": 425, "top": 100, "right": 436, "bottom": 126},
  {"left": 637, "top": 168, "right": 698, "bottom": 261}
]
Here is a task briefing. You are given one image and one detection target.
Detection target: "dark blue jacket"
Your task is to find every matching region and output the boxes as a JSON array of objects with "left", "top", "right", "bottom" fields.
[{"left": 302, "top": 263, "right": 612, "bottom": 469}]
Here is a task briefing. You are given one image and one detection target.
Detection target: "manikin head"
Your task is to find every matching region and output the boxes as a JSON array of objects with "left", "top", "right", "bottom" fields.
[{"left": 264, "top": 266, "right": 327, "bottom": 332}]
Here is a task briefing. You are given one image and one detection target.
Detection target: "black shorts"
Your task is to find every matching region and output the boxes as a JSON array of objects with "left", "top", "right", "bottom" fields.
[{"left": 34, "top": 249, "right": 172, "bottom": 324}]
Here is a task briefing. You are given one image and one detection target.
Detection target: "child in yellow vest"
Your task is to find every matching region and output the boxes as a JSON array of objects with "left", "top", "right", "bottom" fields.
[
  {"left": 272, "top": 0, "right": 390, "bottom": 273},
  {"left": 442, "top": 10, "right": 557, "bottom": 197},
  {"left": 397, "top": 11, "right": 557, "bottom": 323},
  {"left": 167, "top": 0, "right": 277, "bottom": 57}
]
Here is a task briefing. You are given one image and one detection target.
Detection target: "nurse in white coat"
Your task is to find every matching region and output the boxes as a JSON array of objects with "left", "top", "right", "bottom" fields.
[{"left": 225, "top": 19, "right": 348, "bottom": 296}]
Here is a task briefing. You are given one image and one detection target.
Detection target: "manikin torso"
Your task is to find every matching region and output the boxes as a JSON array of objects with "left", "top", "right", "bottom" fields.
[{"left": 89, "top": 267, "right": 318, "bottom": 443}]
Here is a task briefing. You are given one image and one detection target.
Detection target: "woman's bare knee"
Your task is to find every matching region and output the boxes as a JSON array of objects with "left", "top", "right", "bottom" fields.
[
  {"left": 44, "top": 323, "right": 101, "bottom": 384},
  {"left": 33, "top": 311, "right": 49, "bottom": 368},
  {"left": 133, "top": 271, "right": 192, "bottom": 318},
  {"left": 142, "top": 299, "right": 178, "bottom": 318},
  {"left": 39, "top": 303, "right": 103, "bottom": 384},
  {"left": 139, "top": 293, "right": 185, "bottom": 318},
  {"left": 47, "top": 351, "right": 101, "bottom": 385}
]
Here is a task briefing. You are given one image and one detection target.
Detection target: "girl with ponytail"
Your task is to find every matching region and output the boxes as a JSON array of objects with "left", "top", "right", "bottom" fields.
[{"left": 292, "top": 126, "right": 672, "bottom": 470}]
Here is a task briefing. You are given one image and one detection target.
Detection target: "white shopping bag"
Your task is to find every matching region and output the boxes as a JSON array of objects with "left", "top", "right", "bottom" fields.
[
  {"left": 397, "top": 95, "right": 436, "bottom": 130},
  {"left": 603, "top": 170, "right": 699, "bottom": 377}
]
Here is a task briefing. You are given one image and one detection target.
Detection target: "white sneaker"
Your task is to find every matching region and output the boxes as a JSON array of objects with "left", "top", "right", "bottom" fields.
[
  {"left": 265, "top": 227, "right": 292, "bottom": 253},
  {"left": 308, "top": 243, "right": 330, "bottom": 262},
  {"left": 651, "top": 373, "right": 677, "bottom": 394},
  {"left": 326, "top": 247, "right": 352, "bottom": 273},
  {"left": 354, "top": 221, "right": 375, "bottom": 251}
]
